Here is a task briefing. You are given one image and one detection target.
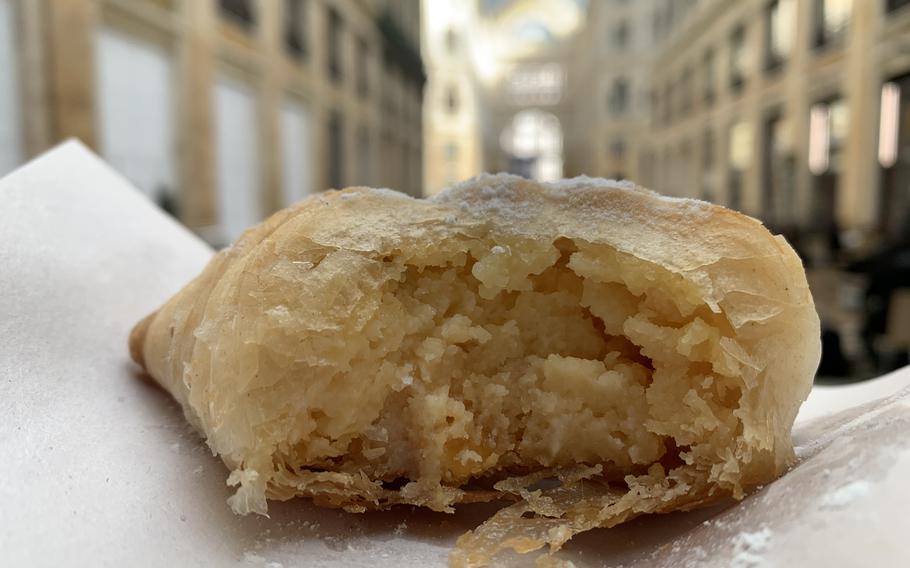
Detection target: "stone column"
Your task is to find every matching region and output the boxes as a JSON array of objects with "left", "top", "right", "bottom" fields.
[
  {"left": 839, "top": 0, "right": 882, "bottom": 232},
  {"left": 178, "top": 0, "right": 217, "bottom": 228},
  {"left": 786, "top": 0, "right": 814, "bottom": 228},
  {"left": 259, "top": 0, "right": 284, "bottom": 213},
  {"left": 45, "top": 0, "right": 97, "bottom": 148}
]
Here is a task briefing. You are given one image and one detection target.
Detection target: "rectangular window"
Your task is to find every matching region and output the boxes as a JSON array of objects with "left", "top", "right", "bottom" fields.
[
  {"left": 610, "top": 137, "right": 626, "bottom": 159},
  {"left": 356, "top": 37, "right": 368, "bottom": 98},
  {"left": 356, "top": 124, "right": 370, "bottom": 185},
  {"left": 280, "top": 98, "right": 313, "bottom": 206},
  {"left": 612, "top": 20, "right": 630, "bottom": 49},
  {"left": 703, "top": 48, "right": 716, "bottom": 104},
  {"left": 701, "top": 128, "right": 715, "bottom": 201},
  {"left": 328, "top": 110, "right": 344, "bottom": 188},
  {"left": 766, "top": 0, "right": 794, "bottom": 71},
  {"left": 681, "top": 66, "right": 693, "bottom": 113},
  {"left": 878, "top": 74, "right": 910, "bottom": 238},
  {"left": 284, "top": 0, "right": 306, "bottom": 59},
  {"left": 649, "top": 90, "right": 659, "bottom": 127},
  {"left": 703, "top": 128, "right": 714, "bottom": 170},
  {"left": 730, "top": 25, "right": 747, "bottom": 93},
  {"left": 609, "top": 78, "right": 630, "bottom": 116},
  {"left": 728, "top": 120, "right": 753, "bottom": 210},
  {"left": 652, "top": 9, "right": 663, "bottom": 41},
  {"left": 214, "top": 75, "right": 260, "bottom": 244},
  {"left": 219, "top": 0, "right": 255, "bottom": 29},
  {"left": 96, "top": 27, "right": 177, "bottom": 206},
  {"left": 814, "top": 0, "right": 851, "bottom": 48},
  {"left": 761, "top": 111, "right": 793, "bottom": 222},
  {"left": 808, "top": 95, "right": 847, "bottom": 229},
  {"left": 327, "top": 7, "right": 343, "bottom": 83},
  {"left": 808, "top": 96, "right": 849, "bottom": 175}
]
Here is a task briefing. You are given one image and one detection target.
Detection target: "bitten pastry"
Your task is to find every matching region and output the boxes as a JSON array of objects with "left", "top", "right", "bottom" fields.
[{"left": 129, "top": 174, "right": 820, "bottom": 565}]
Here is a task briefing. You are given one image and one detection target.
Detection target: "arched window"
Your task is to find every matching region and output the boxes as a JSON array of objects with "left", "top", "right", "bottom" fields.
[{"left": 499, "top": 109, "right": 563, "bottom": 181}]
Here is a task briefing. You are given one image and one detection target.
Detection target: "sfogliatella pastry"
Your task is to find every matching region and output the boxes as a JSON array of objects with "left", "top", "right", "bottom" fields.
[{"left": 129, "top": 174, "right": 820, "bottom": 565}]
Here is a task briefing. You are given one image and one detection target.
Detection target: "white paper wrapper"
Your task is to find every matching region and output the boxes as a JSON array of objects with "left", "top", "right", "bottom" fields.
[{"left": 1, "top": 141, "right": 908, "bottom": 567}]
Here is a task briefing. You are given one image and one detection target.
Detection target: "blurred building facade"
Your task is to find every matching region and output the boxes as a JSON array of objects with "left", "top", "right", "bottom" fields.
[
  {"left": 639, "top": 0, "right": 910, "bottom": 249},
  {"left": 423, "top": 0, "right": 910, "bottom": 253},
  {"left": 0, "top": 0, "right": 424, "bottom": 246},
  {"left": 422, "top": 0, "right": 588, "bottom": 194}
]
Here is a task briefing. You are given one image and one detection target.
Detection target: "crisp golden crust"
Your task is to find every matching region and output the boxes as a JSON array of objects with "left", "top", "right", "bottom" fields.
[{"left": 129, "top": 174, "right": 820, "bottom": 564}]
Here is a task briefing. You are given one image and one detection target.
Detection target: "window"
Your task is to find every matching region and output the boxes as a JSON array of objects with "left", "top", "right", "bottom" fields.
[
  {"left": 727, "top": 120, "right": 753, "bottom": 210},
  {"left": 610, "top": 137, "right": 626, "bottom": 159},
  {"left": 327, "top": 7, "right": 343, "bottom": 83},
  {"left": 681, "top": 66, "right": 694, "bottom": 113},
  {"left": 214, "top": 75, "right": 260, "bottom": 243},
  {"left": 609, "top": 78, "right": 629, "bottom": 116},
  {"left": 879, "top": 81, "right": 901, "bottom": 168},
  {"left": 649, "top": 89, "right": 659, "bottom": 126},
  {"left": 328, "top": 111, "right": 344, "bottom": 188},
  {"left": 96, "top": 27, "right": 176, "bottom": 204},
  {"left": 356, "top": 37, "right": 368, "bottom": 98},
  {"left": 219, "top": 0, "right": 255, "bottom": 28},
  {"left": 680, "top": 140, "right": 693, "bottom": 193},
  {"left": 445, "top": 85, "right": 459, "bottom": 114},
  {"left": 284, "top": 0, "right": 306, "bottom": 59},
  {"left": 730, "top": 25, "right": 747, "bottom": 93},
  {"left": 652, "top": 9, "right": 663, "bottom": 41},
  {"left": 808, "top": 96, "right": 847, "bottom": 230},
  {"left": 500, "top": 109, "right": 563, "bottom": 182},
  {"left": 356, "top": 124, "right": 370, "bottom": 185},
  {"left": 703, "top": 129, "right": 715, "bottom": 170},
  {"left": 813, "top": 0, "right": 851, "bottom": 48},
  {"left": 279, "top": 98, "right": 313, "bottom": 206},
  {"left": 506, "top": 64, "right": 565, "bottom": 106},
  {"left": 729, "top": 120, "right": 754, "bottom": 171},
  {"left": 665, "top": 0, "right": 676, "bottom": 32},
  {"left": 766, "top": 0, "right": 794, "bottom": 70},
  {"left": 808, "top": 96, "right": 849, "bottom": 175},
  {"left": 762, "top": 111, "right": 793, "bottom": 221},
  {"left": 612, "top": 20, "right": 630, "bottom": 49},
  {"left": 701, "top": 128, "right": 715, "bottom": 201},
  {"left": 879, "top": 74, "right": 910, "bottom": 239},
  {"left": 703, "top": 48, "right": 716, "bottom": 104}
]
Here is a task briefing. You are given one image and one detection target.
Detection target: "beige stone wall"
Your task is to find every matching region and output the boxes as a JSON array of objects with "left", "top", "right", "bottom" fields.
[
  {"left": 8, "top": 0, "right": 424, "bottom": 240},
  {"left": 643, "top": 0, "right": 910, "bottom": 234},
  {"left": 566, "top": 0, "right": 653, "bottom": 183},
  {"left": 420, "top": 0, "right": 483, "bottom": 195}
]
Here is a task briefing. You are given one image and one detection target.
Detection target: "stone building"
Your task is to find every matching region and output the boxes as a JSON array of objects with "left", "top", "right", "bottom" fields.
[
  {"left": 641, "top": 0, "right": 910, "bottom": 246},
  {"left": 423, "top": 0, "right": 910, "bottom": 248},
  {"left": 0, "top": 0, "right": 424, "bottom": 246},
  {"left": 422, "top": 0, "right": 587, "bottom": 195}
]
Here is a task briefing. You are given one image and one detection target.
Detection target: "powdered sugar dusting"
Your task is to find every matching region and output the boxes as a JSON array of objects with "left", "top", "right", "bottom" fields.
[
  {"left": 731, "top": 527, "right": 772, "bottom": 568},
  {"left": 821, "top": 480, "right": 872, "bottom": 510}
]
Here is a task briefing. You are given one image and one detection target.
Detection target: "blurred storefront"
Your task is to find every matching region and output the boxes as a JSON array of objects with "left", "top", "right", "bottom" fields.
[{"left": 0, "top": 0, "right": 425, "bottom": 246}]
